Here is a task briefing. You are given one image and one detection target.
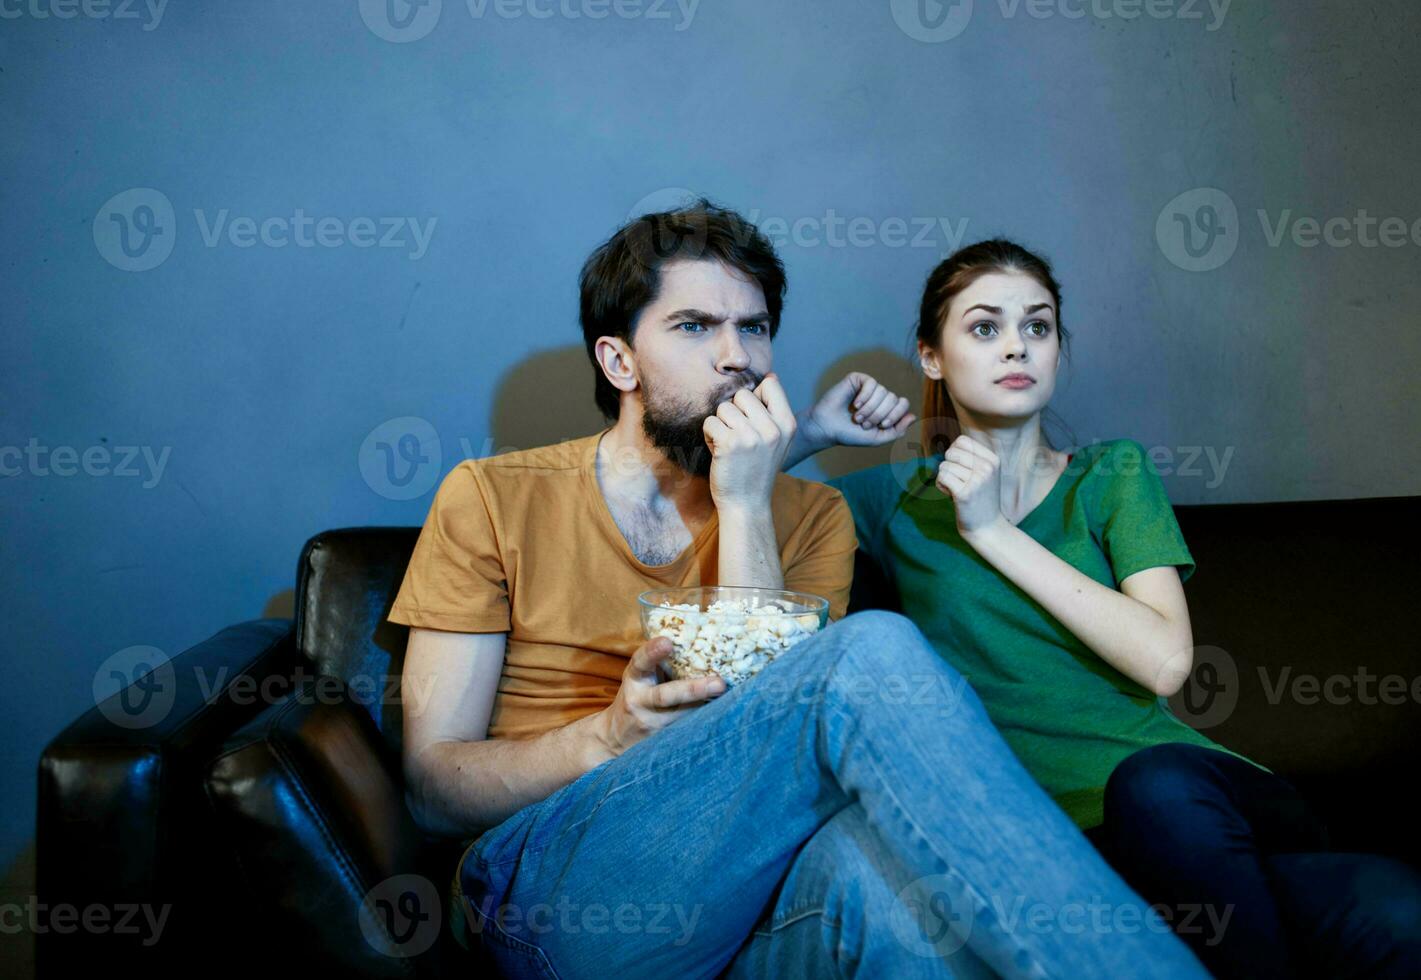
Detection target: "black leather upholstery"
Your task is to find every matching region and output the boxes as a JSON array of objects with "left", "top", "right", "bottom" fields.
[{"left": 37, "top": 495, "right": 1420, "bottom": 975}]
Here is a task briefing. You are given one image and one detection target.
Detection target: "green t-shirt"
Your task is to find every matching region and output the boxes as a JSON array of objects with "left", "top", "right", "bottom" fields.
[{"left": 827, "top": 438, "right": 1266, "bottom": 829}]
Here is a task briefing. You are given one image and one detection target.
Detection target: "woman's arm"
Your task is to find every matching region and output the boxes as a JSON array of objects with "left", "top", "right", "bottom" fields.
[
  {"left": 959, "top": 524, "right": 1194, "bottom": 696},
  {"left": 939, "top": 436, "right": 1194, "bottom": 697},
  {"left": 783, "top": 372, "right": 915, "bottom": 470}
]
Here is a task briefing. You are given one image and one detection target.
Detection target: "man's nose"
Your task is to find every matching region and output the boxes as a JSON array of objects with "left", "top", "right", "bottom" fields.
[{"left": 717, "top": 329, "right": 752, "bottom": 372}]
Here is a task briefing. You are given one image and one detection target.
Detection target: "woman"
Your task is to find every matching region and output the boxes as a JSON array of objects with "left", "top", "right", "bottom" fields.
[{"left": 788, "top": 239, "right": 1421, "bottom": 979}]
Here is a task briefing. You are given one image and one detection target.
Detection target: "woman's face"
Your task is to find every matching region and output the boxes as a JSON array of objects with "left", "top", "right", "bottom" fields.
[{"left": 919, "top": 270, "right": 1062, "bottom": 424}]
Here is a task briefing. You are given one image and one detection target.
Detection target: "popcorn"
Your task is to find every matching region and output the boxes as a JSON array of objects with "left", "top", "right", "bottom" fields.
[{"left": 645, "top": 598, "right": 823, "bottom": 685}]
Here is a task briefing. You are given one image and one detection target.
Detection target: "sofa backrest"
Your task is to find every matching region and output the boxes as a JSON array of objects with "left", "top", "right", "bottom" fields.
[{"left": 295, "top": 495, "right": 1420, "bottom": 810}]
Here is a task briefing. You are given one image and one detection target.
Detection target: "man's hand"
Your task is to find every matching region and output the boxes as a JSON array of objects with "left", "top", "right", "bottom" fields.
[
  {"left": 703, "top": 372, "right": 797, "bottom": 511},
  {"left": 935, "top": 435, "right": 1008, "bottom": 537},
  {"left": 593, "top": 636, "right": 727, "bottom": 760},
  {"left": 784, "top": 372, "right": 916, "bottom": 470}
]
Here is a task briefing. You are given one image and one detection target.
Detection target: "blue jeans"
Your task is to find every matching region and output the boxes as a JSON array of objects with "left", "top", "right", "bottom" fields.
[
  {"left": 1095, "top": 742, "right": 1421, "bottom": 979},
  {"left": 454, "top": 611, "right": 1209, "bottom": 978}
]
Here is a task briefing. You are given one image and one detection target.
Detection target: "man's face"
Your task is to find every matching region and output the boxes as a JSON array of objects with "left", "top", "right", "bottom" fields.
[{"left": 631, "top": 259, "right": 773, "bottom": 476}]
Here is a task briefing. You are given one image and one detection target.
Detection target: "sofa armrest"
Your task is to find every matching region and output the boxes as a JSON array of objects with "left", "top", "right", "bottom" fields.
[
  {"left": 204, "top": 672, "right": 439, "bottom": 977},
  {"left": 36, "top": 617, "right": 301, "bottom": 973}
]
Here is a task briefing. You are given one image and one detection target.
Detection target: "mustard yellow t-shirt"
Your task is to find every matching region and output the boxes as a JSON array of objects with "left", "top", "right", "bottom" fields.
[{"left": 387, "top": 429, "right": 858, "bottom": 740}]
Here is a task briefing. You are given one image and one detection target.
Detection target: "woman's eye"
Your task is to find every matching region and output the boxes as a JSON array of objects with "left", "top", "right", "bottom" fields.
[
  {"left": 971, "top": 322, "right": 996, "bottom": 337},
  {"left": 1027, "top": 321, "right": 1051, "bottom": 336}
]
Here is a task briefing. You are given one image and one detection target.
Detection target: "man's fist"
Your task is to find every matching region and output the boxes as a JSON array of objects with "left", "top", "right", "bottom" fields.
[{"left": 703, "top": 372, "right": 797, "bottom": 510}]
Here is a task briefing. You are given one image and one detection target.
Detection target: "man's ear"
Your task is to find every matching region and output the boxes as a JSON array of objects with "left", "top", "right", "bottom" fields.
[
  {"left": 595, "top": 336, "right": 639, "bottom": 396},
  {"left": 918, "top": 343, "right": 943, "bottom": 382}
]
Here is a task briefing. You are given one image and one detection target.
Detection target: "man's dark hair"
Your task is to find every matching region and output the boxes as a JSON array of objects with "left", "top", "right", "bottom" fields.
[{"left": 579, "top": 197, "right": 787, "bottom": 420}]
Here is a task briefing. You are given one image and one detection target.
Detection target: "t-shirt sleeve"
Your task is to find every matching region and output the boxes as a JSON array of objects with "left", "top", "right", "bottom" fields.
[
  {"left": 387, "top": 460, "right": 512, "bottom": 633},
  {"left": 825, "top": 465, "right": 893, "bottom": 574},
  {"left": 1089, "top": 439, "right": 1196, "bottom": 585},
  {"left": 782, "top": 488, "right": 859, "bottom": 623}
]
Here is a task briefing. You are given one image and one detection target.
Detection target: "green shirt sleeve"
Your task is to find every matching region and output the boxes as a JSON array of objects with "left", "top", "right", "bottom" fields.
[
  {"left": 825, "top": 463, "right": 902, "bottom": 575},
  {"left": 1088, "top": 439, "right": 1197, "bottom": 585}
]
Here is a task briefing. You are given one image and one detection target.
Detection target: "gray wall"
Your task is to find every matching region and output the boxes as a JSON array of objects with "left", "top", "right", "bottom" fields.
[{"left": 3, "top": 0, "right": 1419, "bottom": 960}]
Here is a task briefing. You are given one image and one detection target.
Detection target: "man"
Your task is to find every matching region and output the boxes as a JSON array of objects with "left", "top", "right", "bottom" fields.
[{"left": 388, "top": 199, "right": 1209, "bottom": 978}]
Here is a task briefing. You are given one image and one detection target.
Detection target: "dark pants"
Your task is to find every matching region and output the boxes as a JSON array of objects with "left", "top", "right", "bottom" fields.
[{"left": 1084, "top": 743, "right": 1421, "bottom": 980}]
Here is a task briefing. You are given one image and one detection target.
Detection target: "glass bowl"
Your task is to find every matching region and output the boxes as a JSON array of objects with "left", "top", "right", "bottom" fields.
[{"left": 637, "top": 586, "right": 830, "bottom": 686}]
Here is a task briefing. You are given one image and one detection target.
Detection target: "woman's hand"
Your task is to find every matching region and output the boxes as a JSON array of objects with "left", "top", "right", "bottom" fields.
[
  {"left": 784, "top": 372, "right": 915, "bottom": 469},
  {"left": 935, "top": 435, "right": 1007, "bottom": 537}
]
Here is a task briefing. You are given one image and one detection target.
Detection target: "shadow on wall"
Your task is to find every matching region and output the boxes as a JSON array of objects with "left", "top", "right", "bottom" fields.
[{"left": 811, "top": 348, "right": 922, "bottom": 481}]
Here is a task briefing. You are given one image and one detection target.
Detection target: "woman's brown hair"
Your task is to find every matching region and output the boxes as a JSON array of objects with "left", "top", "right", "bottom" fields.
[{"left": 914, "top": 238, "right": 1072, "bottom": 454}]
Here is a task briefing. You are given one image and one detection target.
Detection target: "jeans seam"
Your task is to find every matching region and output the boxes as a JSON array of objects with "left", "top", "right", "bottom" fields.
[
  {"left": 826, "top": 699, "right": 1055, "bottom": 980},
  {"left": 462, "top": 889, "right": 563, "bottom": 979}
]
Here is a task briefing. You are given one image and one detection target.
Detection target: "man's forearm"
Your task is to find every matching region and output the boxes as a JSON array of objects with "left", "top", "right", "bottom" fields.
[
  {"left": 412, "top": 709, "right": 613, "bottom": 838},
  {"left": 717, "top": 505, "right": 785, "bottom": 590}
]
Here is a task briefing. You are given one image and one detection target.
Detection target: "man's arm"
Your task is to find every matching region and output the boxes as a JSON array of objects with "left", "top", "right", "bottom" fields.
[
  {"left": 401, "top": 627, "right": 607, "bottom": 837},
  {"left": 402, "top": 626, "right": 726, "bottom": 838}
]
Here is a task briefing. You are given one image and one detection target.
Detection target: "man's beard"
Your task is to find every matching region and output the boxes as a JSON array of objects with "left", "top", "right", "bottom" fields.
[{"left": 640, "top": 370, "right": 764, "bottom": 477}]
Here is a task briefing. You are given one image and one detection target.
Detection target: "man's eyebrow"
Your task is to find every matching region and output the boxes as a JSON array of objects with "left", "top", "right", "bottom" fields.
[{"left": 663, "top": 308, "right": 772, "bottom": 325}]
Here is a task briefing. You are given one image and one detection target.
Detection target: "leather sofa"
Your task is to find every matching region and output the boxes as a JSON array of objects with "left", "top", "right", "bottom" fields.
[{"left": 37, "top": 495, "right": 1420, "bottom": 976}]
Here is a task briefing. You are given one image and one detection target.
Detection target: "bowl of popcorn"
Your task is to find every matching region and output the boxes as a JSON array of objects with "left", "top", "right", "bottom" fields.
[{"left": 637, "top": 586, "right": 830, "bottom": 686}]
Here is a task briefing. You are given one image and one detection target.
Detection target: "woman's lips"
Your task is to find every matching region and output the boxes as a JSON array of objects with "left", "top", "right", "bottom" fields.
[{"left": 996, "top": 376, "right": 1036, "bottom": 389}]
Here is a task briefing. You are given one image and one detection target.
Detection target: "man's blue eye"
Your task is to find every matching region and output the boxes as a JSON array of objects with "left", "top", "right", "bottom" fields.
[
  {"left": 742, "top": 323, "right": 768, "bottom": 335},
  {"left": 677, "top": 322, "right": 706, "bottom": 333}
]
